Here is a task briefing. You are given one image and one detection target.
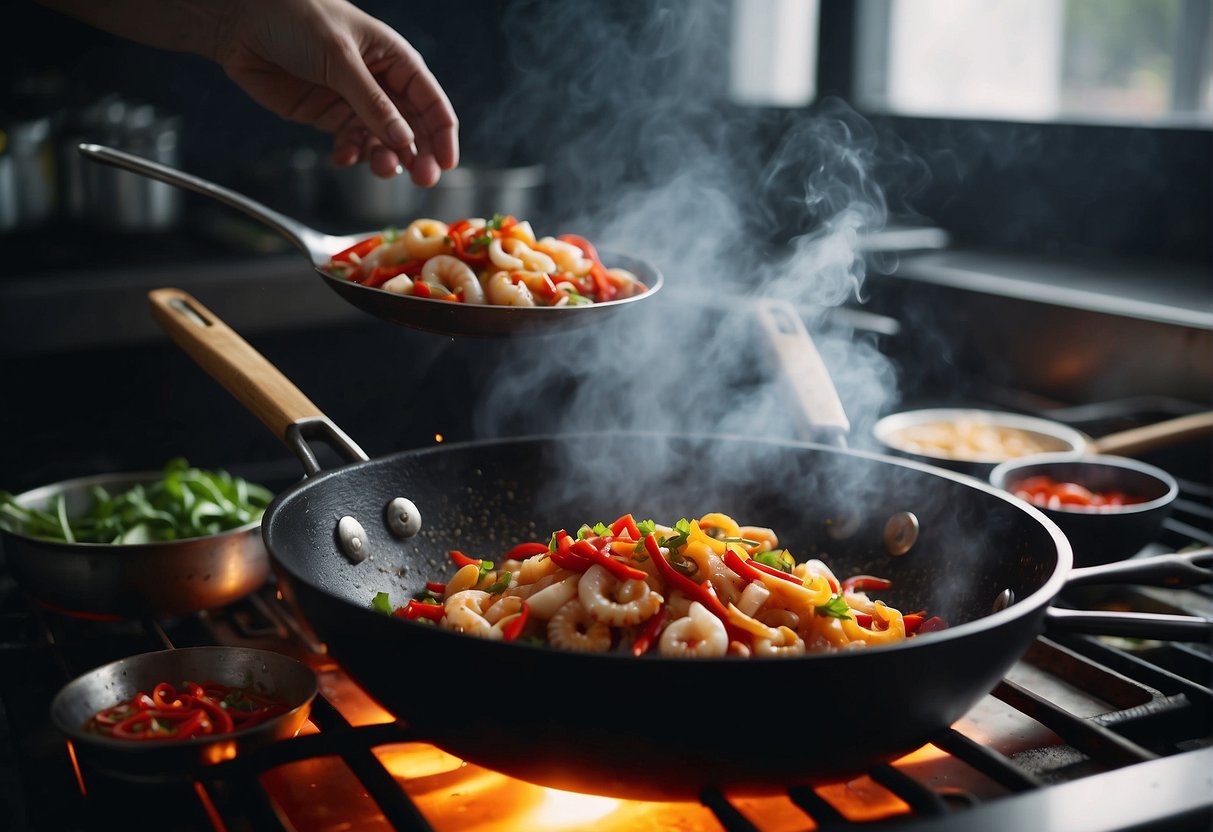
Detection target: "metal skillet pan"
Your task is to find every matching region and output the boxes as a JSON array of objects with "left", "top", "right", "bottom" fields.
[
  {"left": 147, "top": 287, "right": 1211, "bottom": 802},
  {"left": 78, "top": 143, "right": 663, "bottom": 338},
  {"left": 1, "top": 471, "right": 268, "bottom": 618}
]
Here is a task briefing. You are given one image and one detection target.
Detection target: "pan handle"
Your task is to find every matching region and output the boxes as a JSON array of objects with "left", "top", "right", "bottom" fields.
[
  {"left": 148, "top": 287, "right": 369, "bottom": 474},
  {"left": 1088, "top": 411, "right": 1213, "bottom": 456},
  {"left": 752, "top": 299, "right": 850, "bottom": 447},
  {"left": 1044, "top": 607, "right": 1212, "bottom": 642},
  {"left": 1065, "top": 549, "right": 1212, "bottom": 589}
]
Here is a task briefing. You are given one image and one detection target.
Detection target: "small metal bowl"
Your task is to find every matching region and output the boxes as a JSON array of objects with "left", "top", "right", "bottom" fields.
[
  {"left": 50, "top": 646, "right": 317, "bottom": 782},
  {"left": 989, "top": 453, "right": 1179, "bottom": 567},
  {"left": 873, "top": 408, "right": 1087, "bottom": 477},
  {"left": 1, "top": 471, "right": 270, "bottom": 618}
]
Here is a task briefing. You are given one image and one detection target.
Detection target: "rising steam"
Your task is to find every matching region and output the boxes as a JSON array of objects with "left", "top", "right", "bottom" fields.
[{"left": 463, "top": 0, "right": 912, "bottom": 473}]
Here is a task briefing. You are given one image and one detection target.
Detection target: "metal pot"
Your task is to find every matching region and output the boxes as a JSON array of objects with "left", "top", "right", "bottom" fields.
[{"left": 0, "top": 471, "right": 270, "bottom": 618}]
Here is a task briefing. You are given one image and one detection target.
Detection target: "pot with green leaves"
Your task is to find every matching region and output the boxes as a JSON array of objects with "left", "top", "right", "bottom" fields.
[{"left": 0, "top": 459, "right": 274, "bottom": 618}]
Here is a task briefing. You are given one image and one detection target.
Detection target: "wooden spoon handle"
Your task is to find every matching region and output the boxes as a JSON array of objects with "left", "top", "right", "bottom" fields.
[
  {"left": 1090, "top": 411, "right": 1213, "bottom": 457},
  {"left": 148, "top": 287, "right": 324, "bottom": 442}
]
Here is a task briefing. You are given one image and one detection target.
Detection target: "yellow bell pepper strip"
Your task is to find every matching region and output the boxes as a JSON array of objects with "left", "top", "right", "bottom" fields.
[
  {"left": 725, "top": 603, "right": 781, "bottom": 640},
  {"left": 840, "top": 601, "right": 906, "bottom": 646}
]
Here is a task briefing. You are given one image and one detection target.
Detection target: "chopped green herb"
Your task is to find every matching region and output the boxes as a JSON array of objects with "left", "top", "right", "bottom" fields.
[
  {"left": 485, "top": 571, "right": 512, "bottom": 594},
  {"left": 636, "top": 519, "right": 657, "bottom": 537},
  {"left": 753, "top": 549, "right": 795, "bottom": 573},
  {"left": 486, "top": 213, "right": 508, "bottom": 231},
  {"left": 814, "top": 594, "right": 852, "bottom": 620}
]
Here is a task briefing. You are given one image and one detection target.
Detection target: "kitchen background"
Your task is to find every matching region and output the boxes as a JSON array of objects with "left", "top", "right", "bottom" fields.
[{"left": 1, "top": 0, "right": 1209, "bottom": 494}]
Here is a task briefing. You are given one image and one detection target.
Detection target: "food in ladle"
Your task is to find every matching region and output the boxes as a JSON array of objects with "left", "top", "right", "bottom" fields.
[
  {"left": 1011, "top": 475, "right": 1149, "bottom": 512},
  {"left": 86, "top": 680, "right": 289, "bottom": 740},
  {"left": 372, "top": 512, "right": 945, "bottom": 657},
  {"left": 324, "top": 214, "right": 647, "bottom": 306}
]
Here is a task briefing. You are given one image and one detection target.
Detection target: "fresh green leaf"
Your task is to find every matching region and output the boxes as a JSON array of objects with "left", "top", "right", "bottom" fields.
[
  {"left": 485, "top": 572, "right": 512, "bottom": 594},
  {"left": 814, "top": 594, "right": 852, "bottom": 620},
  {"left": 753, "top": 549, "right": 794, "bottom": 573},
  {"left": 636, "top": 519, "right": 657, "bottom": 537}
]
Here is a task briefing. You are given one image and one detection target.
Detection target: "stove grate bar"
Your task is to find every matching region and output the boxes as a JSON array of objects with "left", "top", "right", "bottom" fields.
[
  {"left": 206, "top": 776, "right": 292, "bottom": 832},
  {"left": 700, "top": 787, "right": 762, "bottom": 832},
  {"left": 931, "top": 728, "right": 1044, "bottom": 792},
  {"left": 1052, "top": 633, "right": 1212, "bottom": 706},
  {"left": 786, "top": 784, "right": 849, "bottom": 828},
  {"left": 868, "top": 764, "right": 949, "bottom": 816},
  {"left": 993, "top": 679, "right": 1158, "bottom": 768}
]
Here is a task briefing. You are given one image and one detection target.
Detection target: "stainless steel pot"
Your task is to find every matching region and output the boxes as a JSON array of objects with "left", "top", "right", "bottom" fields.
[{"left": 1, "top": 470, "right": 270, "bottom": 618}]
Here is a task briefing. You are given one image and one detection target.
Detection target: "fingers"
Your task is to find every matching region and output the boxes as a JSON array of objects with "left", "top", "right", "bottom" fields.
[{"left": 330, "top": 124, "right": 442, "bottom": 187}]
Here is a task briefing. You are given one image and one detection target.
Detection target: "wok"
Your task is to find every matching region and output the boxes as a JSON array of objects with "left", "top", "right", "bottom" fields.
[
  {"left": 0, "top": 471, "right": 268, "bottom": 618},
  {"left": 148, "top": 287, "right": 1211, "bottom": 801},
  {"left": 78, "top": 143, "right": 663, "bottom": 338}
]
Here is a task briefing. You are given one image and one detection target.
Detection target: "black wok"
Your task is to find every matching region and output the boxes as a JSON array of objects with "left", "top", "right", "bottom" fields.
[
  {"left": 79, "top": 143, "right": 662, "bottom": 338},
  {"left": 148, "top": 288, "right": 1211, "bottom": 801}
]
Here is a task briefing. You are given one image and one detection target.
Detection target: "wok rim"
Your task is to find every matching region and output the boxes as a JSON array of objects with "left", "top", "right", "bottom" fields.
[
  {"left": 5, "top": 470, "right": 263, "bottom": 550},
  {"left": 50, "top": 646, "right": 318, "bottom": 751},
  {"left": 263, "top": 429, "right": 1074, "bottom": 665}
]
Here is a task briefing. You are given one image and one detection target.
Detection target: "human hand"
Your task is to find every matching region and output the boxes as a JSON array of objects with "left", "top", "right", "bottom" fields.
[{"left": 214, "top": 0, "right": 459, "bottom": 186}]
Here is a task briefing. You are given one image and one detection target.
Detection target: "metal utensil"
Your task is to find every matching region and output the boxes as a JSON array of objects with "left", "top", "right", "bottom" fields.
[{"left": 77, "top": 143, "right": 662, "bottom": 338}]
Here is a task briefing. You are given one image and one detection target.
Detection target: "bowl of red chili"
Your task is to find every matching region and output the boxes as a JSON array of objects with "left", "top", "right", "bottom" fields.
[
  {"left": 50, "top": 646, "right": 317, "bottom": 782},
  {"left": 989, "top": 453, "right": 1179, "bottom": 567}
]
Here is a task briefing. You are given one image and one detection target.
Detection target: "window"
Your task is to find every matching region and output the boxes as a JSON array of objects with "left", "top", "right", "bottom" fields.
[{"left": 854, "top": 0, "right": 1212, "bottom": 126}]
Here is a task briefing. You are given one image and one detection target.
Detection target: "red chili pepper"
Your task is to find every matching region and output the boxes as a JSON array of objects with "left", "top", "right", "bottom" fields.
[
  {"left": 915, "top": 615, "right": 949, "bottom": 634},
  {"left": 501, "top": 601, "right": 530, "bottom": 641},
  {"left": 331, "top": 235, "right": 383, "bottom": 264},
  {"left": 631, "top": 604, "right": 667, "bottom": 656},
  {"left": 557, "top": 233, "right": 602, "bottom": 265},
  {"left": 841, "top": 575, "right": 893, "bottom": 594},
  {"left": 742, "top": 555, "right": 803, "bottom": 585},
  {"left": 609, "top": 513, "right": 642, "bottom": 540},
  {"left": 399, "top": 599, "right": 445, "bottom": 621},
  {"left": 425, "top": 581, "right": 447, "bottom": 594},
  {"left": 505, "top": 542, "right": 550, "bottom": 560},
  {"left": 722, "top": 549, "right": 801, "bottom": 586},
  {"left": 363, "top": 258, "right": 424, "bottom": 288},
  {"left": 548, "top": 530, "right": 593, "bottom": 572},
  {"left": 449, "top": 550, "right": 481, "bottom": 569},
  {"left": 193, "top": 695, "right": 235, "bottom": 734},
  {"left": 569, "top": 538, "right": 648, "bottom": 582},
  {"left": 412, "top": 281, "right": 433, "bottom": 299},
  {"left": 644, "top": 534, "right": 747, "bottom": 642}
]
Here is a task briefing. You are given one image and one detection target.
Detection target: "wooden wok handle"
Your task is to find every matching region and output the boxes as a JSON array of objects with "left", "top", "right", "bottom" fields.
[
  {"left": 1089, "top": 411, "right": 1213, "bottom": 457},
  {"left": 148, "top": 287, "right": 326, "bottom": 442}
]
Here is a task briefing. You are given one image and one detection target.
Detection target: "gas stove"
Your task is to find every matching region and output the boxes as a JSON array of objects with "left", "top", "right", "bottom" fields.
[{"left": 1, "top": 407, "right": 1210, "bottom": 832}]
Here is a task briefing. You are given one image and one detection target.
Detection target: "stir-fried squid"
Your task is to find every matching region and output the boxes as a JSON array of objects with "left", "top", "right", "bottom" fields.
[
  {"left": 324, "top": 214, "right": 647, "bottom": 307},
  {"left": 371, "top": 513, "right": 947, "bottom": 658}
]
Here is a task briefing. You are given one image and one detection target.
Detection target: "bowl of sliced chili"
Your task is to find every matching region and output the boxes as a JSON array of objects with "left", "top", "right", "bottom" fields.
[
  {"left": 990, "top": 453, "right": 1179, "bottom": 567},
  {"left": 50, "top": 646, "right": 317, "bottom": 782}
]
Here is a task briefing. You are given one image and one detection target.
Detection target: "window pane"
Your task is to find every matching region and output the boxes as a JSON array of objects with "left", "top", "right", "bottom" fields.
[{"left": 855, "top": 0, "right": 1213, "bottom": 125}]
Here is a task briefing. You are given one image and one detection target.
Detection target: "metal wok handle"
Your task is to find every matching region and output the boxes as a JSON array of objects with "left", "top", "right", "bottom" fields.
[
  {"left": 148, "top": 288, "right": 368, "bottom": 475},
  {"left": 1044, "top": 608, "right": 1212, "bottom": 642}
]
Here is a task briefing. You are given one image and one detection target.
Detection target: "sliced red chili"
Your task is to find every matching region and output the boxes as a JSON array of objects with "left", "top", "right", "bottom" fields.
[
  {"left": 631, "top": 604, "right": 667, "bottom": 656},
  {"left": 400, "top": 600, "right": 445, "bottom": 621},
  {"left": 331, "top": 235, "right": 383, "bottom": 265},
  {"left": 548, "top": 530, "right": 593, "bottom": 572},
  {"left": 425, "top": 581, "right": 447, "bottom": 594},
  {"left": 569, "top": 538, "right": 648, "bottom": 582},
  {"left": 609, "top": 513, "right": 642, "bottom": 540},
  {"left": 449, "top": 550, "right": 481, "bottom": 569},
  {"left": 504, "top": 542, "right": 550, "bottom": 560},
  {"left": 501, "top": 601, "right": 530, "bottom": 641},
  {"left": 840, "top": 575, "right": 893, "bottom": 594}
]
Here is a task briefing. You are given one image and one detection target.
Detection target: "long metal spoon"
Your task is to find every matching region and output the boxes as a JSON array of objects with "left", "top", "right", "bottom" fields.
[{"left": 77, "top": 143, "right": 663, "bottom": 338}]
